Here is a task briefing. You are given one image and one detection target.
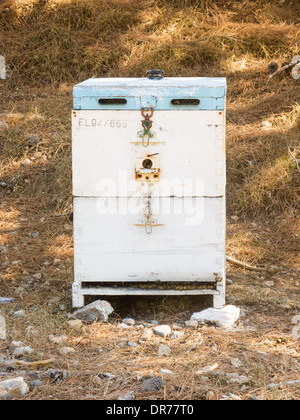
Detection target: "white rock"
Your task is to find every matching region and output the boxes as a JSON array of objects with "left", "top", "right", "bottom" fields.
[
  {"left": 0, "top": 56, "right": 7, "bottom": 80},
  {"left": 59, "top": 346, "right": 75, "bottom": 355},
  {"left": 160, "top": 368, "right": 175, "bottom": 376},
  {"left": 122, "top": 318, "right": 135, "bottom": 325},
  {"left": 73, "top": 300, "right": 114, "bottom": 322},
  {"left": 0, "top": 315, "right": 6, "bottom": 340},
  {"left": 191, "top": 305, "right": 240, "bottom": 329},
  {"left": 117, "top": 391, "right": 135, "bottom": 400},
  {"left": 158, "top": 344, "right": 172, "bottom": 357},
  {"left": 13, "top": 310, "right": 25, "bottom": 318},
  {"left": 0, "top": 377, "right": 29, "bottom": 400},
  {"left": 153, "top": 325, "right": 171, "bottom": 338},
  {"left": 0, "top": 120, "right": 8, "bottom": 132},
  {"left": 13, "top": 346, "right": 33, "bottom": 357},
  {"left": 184, "top": 320, "right": 198, "bottom": 328},
  {"left": 139, "top": 328, "right": 153, "bottom": 341},
  {"left": 291, "top": 314, "right": 300, "bottom": 325},
  {"left": 170, "top": 330, "right": 185, "bottom": 339},
  {"left": 49, "top": 334, "right": 68, "bottom": 344},
  {"left": 214, "top": 372, "right": 250, "bottom": 384},
  {"left": 65, "top": 320, "right": 82, "bottom": 331}
]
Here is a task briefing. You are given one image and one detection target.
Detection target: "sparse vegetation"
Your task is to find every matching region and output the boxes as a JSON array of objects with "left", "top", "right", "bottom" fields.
[{"left": 0, "top": 0, "right": 299, "bottom": 400}]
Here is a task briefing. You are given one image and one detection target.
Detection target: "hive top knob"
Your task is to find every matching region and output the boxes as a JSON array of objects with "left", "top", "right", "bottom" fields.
[{"left": 146, "top": 69, "right": 165, "bottom": 80}]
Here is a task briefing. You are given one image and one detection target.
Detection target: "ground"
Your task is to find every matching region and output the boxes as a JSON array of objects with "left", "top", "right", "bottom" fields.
[{"left": 0, "top": 0, "right": 299, "bottom": 400}]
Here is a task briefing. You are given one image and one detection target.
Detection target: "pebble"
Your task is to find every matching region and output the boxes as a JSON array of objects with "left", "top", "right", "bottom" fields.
[
  {"left": 73, "top": 300, "right": 114, "bottom": 322},
  {"left": 0, "top": 120, "right": 8, "bottom": 131},
  {"left": 0, "top": 315, "right": 6, "bottom": 340},
  {"left": 122, "top": 318, "right": 135, "bottom": 326},
  {"left": 160, "top": 368, "right": 175, "bottom": 376},
  {"left": 158, "top": 344, "right": 172, "bottom": 357},
  {"left": 153, "top": 325, "right": 171, "bottom": 338},
  {"left": 13, "top": 346, "right": 34, "bottom": 357},
  {"left": 141, "top": 376, "right": 163, "bottom": 392},
  {"left": 30, "top": 379, "right": 43, "bottom": 389},
  {"left": 128, "top": 341, "right": 139, "bottom": 348},
  {"left": 117, "top": 391, "right": 135, "bottom": 400},
  {"left": 191, "top": 305, "right": 240, "bottom": 329},
  {"left": 13, "top": 310, "right": 25, "bottom": 318},
  {"left": 170, "top": 330, "right": 185, "bottom": 339},
  {"left": 139, "top": 328, "right": 153, "bottom": 341},
  {"left": 59, "top": 347, "right": 75, "bottom": 355},
  {"left": 26, "top": 134, "right": 39, "bottom": 147},
  {"left": 49, "top": 334, "right": 68, "bottom": 344},
  {"left": 0, "top": 377, "right": 29, "bottom": 400},
  {"left": 184, "top": 320, "right": 198, "bottom": 328},
  {"left": 65, "top": 320, "right": 82, "bottom": 331}
]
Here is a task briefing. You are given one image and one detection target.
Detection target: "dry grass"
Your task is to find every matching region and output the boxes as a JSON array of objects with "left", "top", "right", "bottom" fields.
[{"left": 0, "top": 0, "right": 299, "bottom": 400}]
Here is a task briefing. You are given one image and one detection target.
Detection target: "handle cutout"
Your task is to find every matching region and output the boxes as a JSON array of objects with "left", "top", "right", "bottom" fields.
[
  {"left": 171, "top": 99, "right": 200, "bottom": 106},
  {"left": 98, "top": 98, "right": 127, "bottom": 105}
]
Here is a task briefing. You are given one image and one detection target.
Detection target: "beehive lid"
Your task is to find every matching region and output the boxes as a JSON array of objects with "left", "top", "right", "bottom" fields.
[{"left": 73, "top": 76, "right": 226, "bottom": 110}]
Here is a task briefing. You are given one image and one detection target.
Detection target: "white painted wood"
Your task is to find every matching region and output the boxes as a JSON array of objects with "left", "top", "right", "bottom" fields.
[
  {"left": 72, "top": 110, "right": 225, "bottom": 197},
  {"left": 73, "top": 197, "right": 225, "bottom": 282}
]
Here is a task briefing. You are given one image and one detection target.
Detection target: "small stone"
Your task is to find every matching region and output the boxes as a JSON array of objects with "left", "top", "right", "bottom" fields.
[
  {"left": 230, "top": 358, "right": 243, "bottom": 368},
  {"left": 139, "top": 328, "right": 153, "bottom": 341},
  {"left": 59, "top": 347, "right": 75, "bottom": 355},
  {"left": 160, "top": 368, "right": 174, "bottom": 376},
  {"left": 31, "top": 232, "right": 40, "bottom": 238},
  {"left": 0, "top": 315, "right": 6, "bottom": 340},
  {"left": 153, "top": 325, "right": 171, "bottom": 338},
  {"left": 265, "top": 281, "right": 274, "bottom": 287},
  {"left": 118, "top": 323, "right": 132, "bottom": 329},
  {"left": 0, "top": 377, "right": 29, "bottom": 400},
  {"left": 122, "top": 318, "right": 135, "bottom": 326},
  {"left": 184, "top": 320, "right": 198, "bottom": 328},
  {"left": 65, "top": 320, "right": 82, "bottom": 331},
  {"left": 206, "top": 391, "right": 215, "bottom": 400},
  {"left": 49, "top": 334, "right": 68, "bottom": 344},
  {"left": 0, "top": 120, "right": 8, "bottom": 131},
  {"left": 21, "top": 159, "right": 32, "bottom": 166},
  {"left": 73, "top": 300, "right": 114, "bottom": 322},
  {"left": 13, "top": 310, "right": 25, "bottom": 318},
  {"left": 26, "top": 134, "right": 39, "bottom": 147},
  {"left": 158, "top": 344, "right": 172, "bottom": 357},
  {"left": 0, "top": 56, "right": 7, "bottom": 80},
  {"left": 30, "top": 379, "right": 43, "bottom": 389},
  {"left": 13, "top": 346, "right": 34, "bottom": 357},
  {"left": 170, "top": 330, "right": 185, "bottom": 339},
  {"left": 141, "top": 376, "right": 163, "bottom": 392},
  {"left": 191, "top": 305, "right": 240, "bottom": 329},
  {"left": 25, "top": 326, "right": 37, "bottom": 336},
  {"left": 128, "top": 341, "right": 138, "bottom": 348},
  {"left": 291, "top": 315, "right": 300, "bottom": 324},
  {"left": 117, "top": 391, "right": 135, "bottom": 400}
]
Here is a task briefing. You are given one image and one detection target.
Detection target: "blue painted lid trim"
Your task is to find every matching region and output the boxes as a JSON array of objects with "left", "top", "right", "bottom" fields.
[{"left": 73, "top": 77, "right": 226, "bottom": 110}]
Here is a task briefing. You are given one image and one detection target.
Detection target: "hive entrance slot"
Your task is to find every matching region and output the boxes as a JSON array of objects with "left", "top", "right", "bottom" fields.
[
  {"left": 82, "top": 281, "right": 217, "bottom": 291},
  {"left": 171, "top": 99, "right": 200, "bottom": 106},
  {"left": 98, "top": 98, "right": 127, "bottom": 105}
]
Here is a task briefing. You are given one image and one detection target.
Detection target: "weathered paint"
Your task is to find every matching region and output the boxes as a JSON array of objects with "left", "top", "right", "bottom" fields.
[
  {"left": 73, "top": 77, "right": 226, "bottom": 110},
  {"left": 72, "top": 110, "right": 225, "bottom": 198}
]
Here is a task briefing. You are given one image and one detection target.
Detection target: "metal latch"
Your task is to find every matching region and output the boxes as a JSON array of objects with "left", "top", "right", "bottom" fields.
[
  {"left": 135, "top": 154, "right": 160, "bottom": 182},
  {"left": 138, "top": 106, "right": 156, "bottom": 147}
]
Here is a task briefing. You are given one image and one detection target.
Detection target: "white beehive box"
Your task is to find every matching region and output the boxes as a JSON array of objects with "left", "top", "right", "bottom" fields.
[{"left": 72, "top": 70, "right": 227, "bottom": 308}]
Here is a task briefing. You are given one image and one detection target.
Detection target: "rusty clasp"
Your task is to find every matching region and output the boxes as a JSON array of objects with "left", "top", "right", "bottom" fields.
[{"left": 140, "top": 107, "right": 154, "bottom": 147}]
